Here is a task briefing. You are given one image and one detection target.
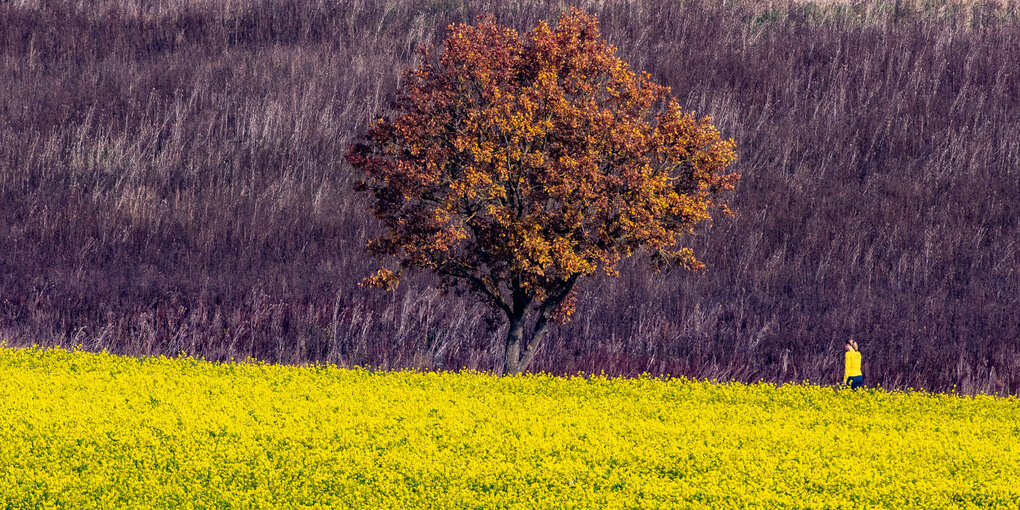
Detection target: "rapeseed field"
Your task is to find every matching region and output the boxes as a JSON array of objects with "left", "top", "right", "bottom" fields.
[{"left": 2, "top": 346, "right": 1018, "bottom": 509}]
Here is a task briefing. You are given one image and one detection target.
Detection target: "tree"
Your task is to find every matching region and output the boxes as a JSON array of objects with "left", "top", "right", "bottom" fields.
[{"left": 346, "top": 9, "right": 738, "bottom": 375}]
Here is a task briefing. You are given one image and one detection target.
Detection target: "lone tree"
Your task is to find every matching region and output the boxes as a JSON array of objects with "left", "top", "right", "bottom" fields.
[{"left": 346, "top": 9, "right": 738, "bottom": 375}]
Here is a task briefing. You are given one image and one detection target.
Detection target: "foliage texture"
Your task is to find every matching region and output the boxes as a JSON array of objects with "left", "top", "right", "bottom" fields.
[{"left": 347, "top": 10, "right": 737, "bottom": 373}]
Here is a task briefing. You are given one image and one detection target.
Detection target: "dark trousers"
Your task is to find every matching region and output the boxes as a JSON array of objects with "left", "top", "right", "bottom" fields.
[{"left": 845, "top": 375, "right": 864, "bottom": 389}]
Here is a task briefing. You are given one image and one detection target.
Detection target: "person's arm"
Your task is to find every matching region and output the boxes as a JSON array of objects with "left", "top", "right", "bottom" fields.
[{"left": 843, "top": 351, "right": 851, "bottom": 383}]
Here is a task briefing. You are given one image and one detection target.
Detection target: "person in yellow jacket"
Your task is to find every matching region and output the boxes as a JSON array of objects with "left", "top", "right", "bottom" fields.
[{"left": 843, "top": 339, "right": 863, "bottom": 389}]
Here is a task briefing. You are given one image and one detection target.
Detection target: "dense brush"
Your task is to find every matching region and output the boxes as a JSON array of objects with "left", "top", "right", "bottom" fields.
[{"left": 1, "top": 0, "right": 1018, "bottom": 393}]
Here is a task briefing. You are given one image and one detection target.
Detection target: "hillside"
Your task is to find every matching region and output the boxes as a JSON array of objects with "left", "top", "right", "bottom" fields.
[{"left": 1, "top": 0, "right": 1018, "bottom": 393}]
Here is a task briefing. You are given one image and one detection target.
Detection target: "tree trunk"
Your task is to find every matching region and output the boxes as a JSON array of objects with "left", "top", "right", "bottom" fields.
[
  {"left": 503, "top": 314, "right": 554, "bottom": 375},
  {"left": 502, "top": 275, "right": 579, "bottom": 375},
  {"left": 503, "top": 311, "right": 525, "bottom": 375}
]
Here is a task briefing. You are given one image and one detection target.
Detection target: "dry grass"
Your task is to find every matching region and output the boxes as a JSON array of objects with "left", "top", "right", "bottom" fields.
[{"left": 1, "top": 0, "right": 1018, "bottom": 393}]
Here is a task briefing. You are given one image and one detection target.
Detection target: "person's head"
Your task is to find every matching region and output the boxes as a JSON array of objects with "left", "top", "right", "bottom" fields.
[
  {"left": 845, "top": 339, "right": 853, "bottom": 351},
  {"left": 851, "top": 339, "right": 859, "bottom": 351}
]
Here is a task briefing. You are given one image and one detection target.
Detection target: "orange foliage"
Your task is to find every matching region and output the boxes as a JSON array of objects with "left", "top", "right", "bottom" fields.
[{"left": 347, "top": 9, "right": 738, "bottom": 373}]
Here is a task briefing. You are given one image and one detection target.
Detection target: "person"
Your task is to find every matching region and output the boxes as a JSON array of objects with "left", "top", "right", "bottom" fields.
[{"left": 843, "top": 339, "right": 863, "bottom": 389}]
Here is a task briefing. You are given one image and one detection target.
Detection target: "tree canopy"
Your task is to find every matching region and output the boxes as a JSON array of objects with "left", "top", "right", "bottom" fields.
[{"left": 346, "top": 9, "right": 738, "bottom": 374}]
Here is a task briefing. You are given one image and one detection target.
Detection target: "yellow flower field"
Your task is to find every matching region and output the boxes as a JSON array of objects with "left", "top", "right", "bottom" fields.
[{"left": 1, "top": 346, "right": 1018, "bottom": 509}]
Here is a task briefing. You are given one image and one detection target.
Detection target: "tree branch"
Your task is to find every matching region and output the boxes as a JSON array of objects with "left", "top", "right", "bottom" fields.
[{"left": 437, "top": 264, "right": 511, "bottom": 317}]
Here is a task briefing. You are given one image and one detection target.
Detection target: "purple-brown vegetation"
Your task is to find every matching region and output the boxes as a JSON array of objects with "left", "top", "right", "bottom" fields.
[{"left": 2, "top": 0, "right": 1018, "bottom": 394}]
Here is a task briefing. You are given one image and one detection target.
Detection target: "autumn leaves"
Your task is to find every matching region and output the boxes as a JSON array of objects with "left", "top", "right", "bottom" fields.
[{"left": 347, "top": 9, "right": 738, "bottom": 373}]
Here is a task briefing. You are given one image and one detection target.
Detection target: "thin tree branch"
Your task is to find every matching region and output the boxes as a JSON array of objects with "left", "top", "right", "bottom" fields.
[{"left": 436, "top": 264, "right": 511, "bottom": 317}]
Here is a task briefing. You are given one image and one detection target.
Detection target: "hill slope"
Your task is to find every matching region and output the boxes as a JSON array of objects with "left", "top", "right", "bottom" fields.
[{"left": 1, "top": 0, "right": 1019, "bottom": 393}]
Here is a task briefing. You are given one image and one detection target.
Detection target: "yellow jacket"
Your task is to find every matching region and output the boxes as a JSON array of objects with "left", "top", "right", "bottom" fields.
[{"left": 844, "top": 350, "right": 862, "bottom": 381}]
